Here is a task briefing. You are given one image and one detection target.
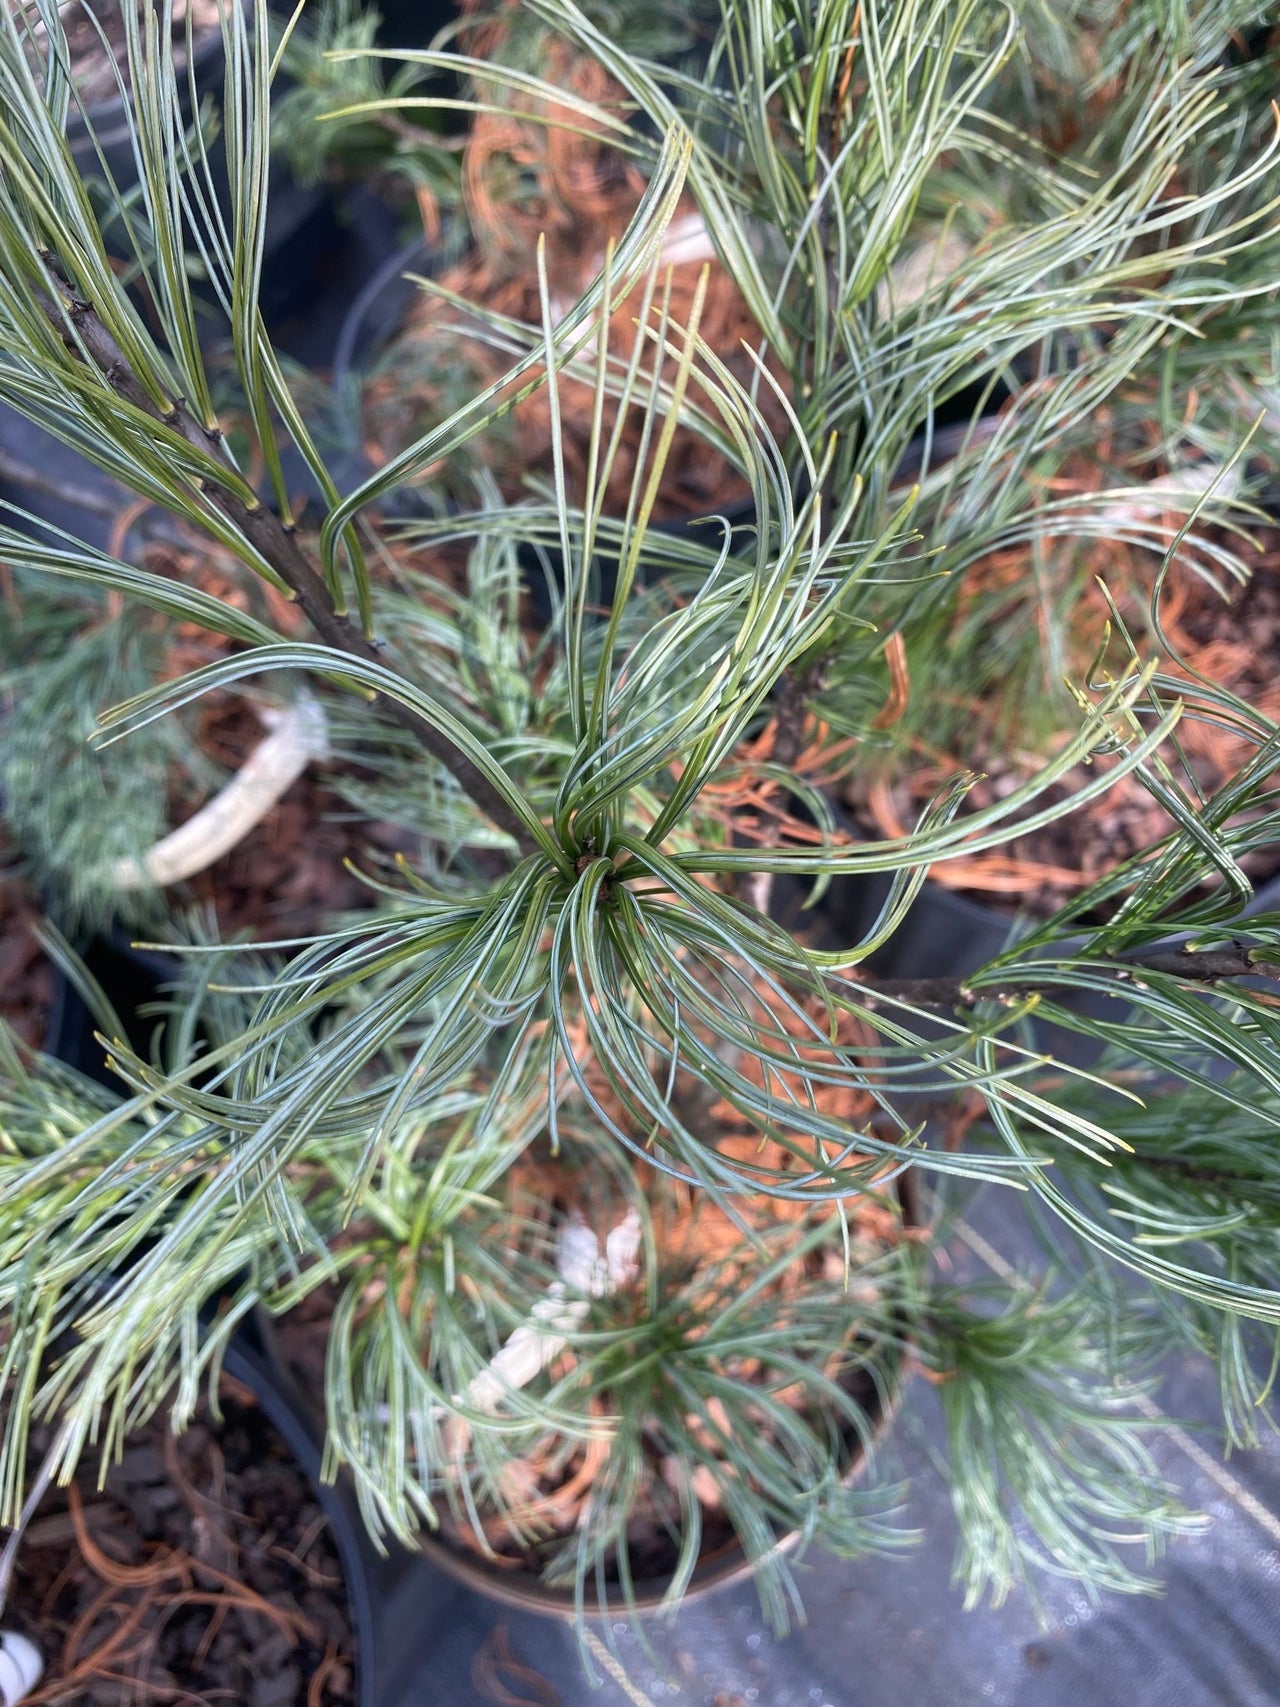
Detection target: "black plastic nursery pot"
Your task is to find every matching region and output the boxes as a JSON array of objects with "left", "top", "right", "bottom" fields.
[
  {"left": 811, "top": 800, "right": 1280, "bottom": 1069},
  {"left": 28, "top": 1291, "right": 543, "bottom": 1707},
  {"left": 817, "top": 834, "right": 1014, "bottom": 987},
  {"left": 216, "top": 1316, "right": 536, "bottom": 1707},
  {"left": 369, "top": 0, "right": 461, "bottom": 51},
  {"left": 31, "top": 939, "right": 415, "bottom": 1707},
  {"left": 37, "top": 931, "right": 920, "bottom": 1692},
  {"left": 54, "top": 0, "right": 370, "bottom": 352},
  {"left": 218, "top": 1322, "right": 379, "bottom": 1707},
  {"left": 0, "top": 175, "right": 404, "bottom": 552},
  {"left": 329, "top": 237, "right": 767, "bottom": 618},
  {"left": 387, "top": 1209, "right": 917, "bottom": 1626},
  {"left": 0, "top": 12, "right": 414, "bottom": 552},
  {"left": 818, "top": 805, "right": 1280, "bottom": 978},
  {"left": 62, "top": 6, "right": 230, "bottom": 225},
  {"left": 40, "top": 925, "right": 179, "bottom": 1091}
]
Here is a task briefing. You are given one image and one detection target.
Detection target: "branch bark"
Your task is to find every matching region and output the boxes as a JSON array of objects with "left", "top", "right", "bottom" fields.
[
  {"left": 771, "top": 657, "right": 826, "bottom": 770},
  {"left": 857, "top": 943, "right": 1280, "bottom": 1010},
  {"left": 33, "top": 264, "right": 541, "bottom": 860}
]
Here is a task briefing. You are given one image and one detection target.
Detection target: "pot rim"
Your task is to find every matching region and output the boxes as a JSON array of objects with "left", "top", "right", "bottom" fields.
[
  {"left": 62, "top": 6, "right": 233, "bottom": 144},
  {"left": 823, "top": 796, "right": 1280, "bottom": 946},
  {"left": 222, "top": 1325, "right": 378, "bottom": 1707},
  {"left": 408, "top": 1167, "right": 923, "bottom": 1620},
  {"left": 408, "top": 1341, "right": 911, "bottom": 1620}
]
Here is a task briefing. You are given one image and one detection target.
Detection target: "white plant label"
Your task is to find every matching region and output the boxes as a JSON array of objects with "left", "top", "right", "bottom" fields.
[
  {"left": 461, "top": 1209, "right": 642, "bottom": 1412},
  {"left": 111, "top": 695, "right": 330, "bottom": 890},
  {"left": 0, "top": 1631, "right": 43, "bottom": 1706}
]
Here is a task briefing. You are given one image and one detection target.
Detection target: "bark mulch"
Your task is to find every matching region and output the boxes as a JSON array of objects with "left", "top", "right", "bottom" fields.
[
  {"left": 846, "top": 525, "right": 1280, "bottom": 916},
  {"left": 0, "top": 835, "right": 53, "bottom": 1051},
  {"left": 6, "top": 1381, "right": 355, "bottom": 1707}
]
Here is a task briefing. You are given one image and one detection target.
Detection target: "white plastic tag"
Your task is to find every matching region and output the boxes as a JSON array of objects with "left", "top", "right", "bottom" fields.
[{"left": 0, "top": 1631, "right": 43, "bottom": 1706}]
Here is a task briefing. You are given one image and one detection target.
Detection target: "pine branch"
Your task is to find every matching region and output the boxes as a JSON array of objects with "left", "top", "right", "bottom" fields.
[
  {"left": 771, "top": 654, "right": 829, "bottom": 770},
  {"left": 31, "top": 262, "right": 541, "bottom": 861},
  {"left": 859, "top": 942, "right": 1280, "bottom": 1010}
]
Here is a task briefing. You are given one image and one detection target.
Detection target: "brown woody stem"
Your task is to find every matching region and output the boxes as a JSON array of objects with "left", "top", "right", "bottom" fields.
[
  {"left": 771, "top": 662, "right": 820, "bottom": 770},
  {"left": 34, "top": 265, "right": 541, "bottom": 860},
  {"left": 859, "top": 943, "right": 1280, "bottom": 1010}
]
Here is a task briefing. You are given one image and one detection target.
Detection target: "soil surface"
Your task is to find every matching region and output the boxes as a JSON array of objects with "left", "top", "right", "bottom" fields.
[
  {"left": 5, "top": 1379, "right": 354, "bottom": 1706},
  {"left": 0, "top": 835, "right": 53, "bottom": 1049},
  {"left": 844, "top": 524, "right": 1280, "bottom": 916},
  {"left": 361, "top": 35, "right": 789, "bottom": 520}
]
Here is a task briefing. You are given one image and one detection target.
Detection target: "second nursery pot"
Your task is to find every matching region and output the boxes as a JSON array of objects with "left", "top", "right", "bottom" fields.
[
  {"left": 51, "top": 0, "right": 356, "bottom": 341},
  {"left": 41, "top": 927, "right": 178, "bottom": 1091},
  {"left": 34, "top": 945, "right": 473, "bottom": 1707},
  {"left": 813, "top": 798, "right": 1280, "bottom": 1070},
  {"left": 40, "top": 917, "right": 920, "bottom": 1646},
  {"left": 829, "top": 486, "right": 1280, "bottom": 954},
  {"left": 60, "top": 0, "right": 229, "bottom": 217},
  {"left": 219, "top": 1320, "right": 399, "bottom": 1707},
  {"left": 411, "top": 1172, "right": 918, "bottom": 1621},
  {"left": 262, "top": 1078, "right": 920, "bottom": 1629}
]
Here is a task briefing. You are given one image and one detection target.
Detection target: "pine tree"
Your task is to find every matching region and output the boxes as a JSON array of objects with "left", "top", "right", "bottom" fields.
[{"left": 2, "top": 0, "right": 1280, "bottom": 1638}]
